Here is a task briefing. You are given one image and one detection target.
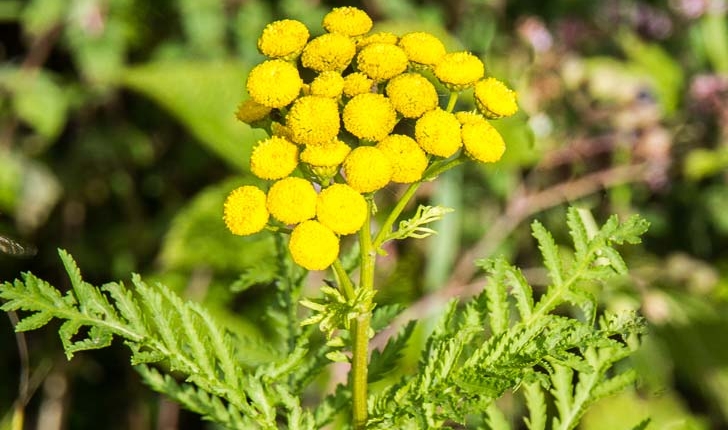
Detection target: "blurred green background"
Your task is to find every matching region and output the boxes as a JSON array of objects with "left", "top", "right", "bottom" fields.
[{"left": 1, "top": 0, "right": 727, "bottom": 429}]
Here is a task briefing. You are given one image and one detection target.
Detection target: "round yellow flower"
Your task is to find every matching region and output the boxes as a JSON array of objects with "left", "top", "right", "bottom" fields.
[
  {"left": 461, "top": 120, "right": 506, "bottom": 163},
  {"left": 246, "top": 60, "right": 302, "bottom": 108},
  {"left": 301, "top": 33, "right": 356, "bottom": 73},
  {"left": 235, "top": 99, "right": 272, "bottom": 126},
  {"left": 343, "top": 72, "right": 374, "bottom": 97},
  {"left": 343, "top": 146, "right": 392, "bottom": 193},
  {"left": 474, "top": 77, "right": 519, "bottom": 119},
  {"left": 433, "top": 52, "right": 484, "bottom": 90},
  {"left": 356, "top": 43, "right": 409, "bottom": 81},
  {"left": 257, "top": 19, "right": 309, "bottom": 59},
  {"left": 267, "top": 177, "right": 317, "bottom": 225},
  {"left": 342, "top": 93, "right": 397, "bottom": 142},
  {"left": 300, "top": 139, "right": 351, "bottom": 167},
  {"left": 223, "top": 186, "right": 269, "bottom": 236},
  {"left": 357, "top": 32, "right": 398, "bottom": 49},
  {"left": 376, "top": 134, "right": 428, "bottom": 183},
  {"left": 385, "top": 73, "right": 439, "bottom": 118},
  {"left": 310, "top": 71, "right": 345, "bottom": 98},
  {"left": 288, "top": 220, "right": 340, "bottom": 270},
  {"left": 322, "top": 6, "right": 373, "bottom": 37},
  {"left": 316, "top": 183, "right": 367, "bottom": 235},
  {"left": 455, "top": 111, "right": 486, "bottom": 125},
  {"left": 287, "top": 96, "right": 341, "bottom": 146},
  {"left": 415, "top": 109, "right": 462, "bottom": 157},
  {"left": 250, "top": 136, "right": 299, "bottom": 180},
  {"left": 398, "top": 32, "right": 446, "bottom": 66}
]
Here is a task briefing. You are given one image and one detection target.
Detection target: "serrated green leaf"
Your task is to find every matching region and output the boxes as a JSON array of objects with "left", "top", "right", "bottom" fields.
[
  {"left": 486, "top": 257, "right": 511, "bottom": 335},
  {"left": 566, "top": 207, "right": 590, "bottom": 261},
  {"left": 523, "top": 380, "right": 547, "bottom": 430},
  {"left": 14, "top": 310, "right": 53, "bottom": 332},
  {"left": 532, "top": 220, "right": 564, "bottom": 286},
  {"left": 369, "top": 321, "right": 416, "bottom": 383},
  {"left": 371, "top": 304, "right": 405, "bottom": 332}
]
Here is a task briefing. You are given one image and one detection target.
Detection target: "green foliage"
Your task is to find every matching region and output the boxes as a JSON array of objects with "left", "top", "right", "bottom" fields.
[
  {"left": 367, "top": 207, "right": 647, "bottom": 429},
  {"left": 1, "top": 208, "right": 647, "bottom": 429}
]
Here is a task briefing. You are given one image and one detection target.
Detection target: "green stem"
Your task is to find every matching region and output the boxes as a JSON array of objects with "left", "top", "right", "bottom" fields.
[
  {"left": 332, "top": 259, "right": 355, "bottom": 300},
  {"left": 446, "top": 91, "right": 459, "bottom": 112},
  {"left": 373, "top": 182, "right": 422, "bottom": 249},
  {"left": 352, "top": 198, "right": 375, "bottom": 429}
]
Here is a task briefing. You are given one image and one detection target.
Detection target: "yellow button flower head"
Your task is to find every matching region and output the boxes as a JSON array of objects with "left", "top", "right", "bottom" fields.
[
  {"left": 257, "top": 19, "right": 310, "bottom": 60},
  {"left": 343, "top": 72, "right": 374, "bottom": 97},
  {"left": 415, "top": 108, "right": 462, "bottom": 157},
  {"left": 316, "top": 183, "right": 367, "bottom": 235},
  {"left": 433, "top": 52, "right": 485, "bottom": 90},
  {"left": 385, "top": 73, "right": 439, "bottom": 118},
  {"left": 301, "top": 33, "right": 357, "bottom": 73},
  {"left": 266, "top": 177, "right": 318, "bottom": 225},
  {"left": 343, "top": 93, "right": 397, "bottom": 142},
  {"left": 474, "top": 77, "right": 519, "bottom": 119},
  {"left": 223, "top": 186, "right": 269, "bottom": 236},
  {"left": 461, "top": 120, "right": 506, "bottom": 163},
  {"left": 377, "top": 134, "right": 428, "bottom": 183},
  {"left": 398, "top": 32, "right": 446, "bottom": 67},
  {"left": 246, "top": 59, "right": 303, "bottom": 108},
  {"left": 250, "top": 136, "right": 299, "bottom": 180},
  {"left": 356, "top": 43, "right": 409, "bottom": 81},
  {"left": 288, "top": 220, "right": 340, "bottom": 270},
  {"left": 310, "top": 71, "right": 345, "bottom": 99},
  {"left": 343, "top": 146, "right": 392, "bottom": 193},
  {"left": 357, "top": 32, "right": 398, "bottom": 49},
  {"left": 235, "top": 99, "right": 272, "bottom": 126},
  {"left": 300, "top": 139, "right": 351, "bottom": 167},
  {"left": 287, "top": 96, "right": 341, "bottom": 146},
  {"left": 455, "top": 111, "right": 486, "bottom": 125},
  {"left": 322, "top": 6, "right": 373, "bottom": 37}
]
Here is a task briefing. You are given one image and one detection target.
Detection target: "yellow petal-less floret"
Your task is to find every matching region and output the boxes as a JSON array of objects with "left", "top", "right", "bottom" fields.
[
  {"left": 474, "top": 77, "right": 519, "bottom": 119},
  {"left": 287, "top": 96, "right": 341, "bottom": 146},
  {"left": 257, "top": 19, "right": 310, "bottom": 59},
  {"left": 301, "top": 33, "right": 356, "bottom": 73},
  {"left": 398, "top": 32, "right": 447, "bottom": 67},
  {"left": 385, "top": 73, "right": 439, "bottom": 118},
  {"left": 246, "top": 60, "right": 302, "bottom": 108},
  {"left": 356, "top": 43, "right": 409, "bottom": 81},
  {"left": 300, "top": 139, "right": 351, "bottom": 167},
  {"left": 343, "top": 72, "right": 374, "bottom": 97},
  {"left": 377, "top": 134, "right": 428, "bottom": 183},
  {"left": 289, "top": 220, "right": 340, "bottom": 270},
  {"left": 357, "top": 32, "right": 398, "bottom": 49},
  {"left": 316, "top": 183, "right": 367, "bottom": 235},
  {"left": 343, "top": 93, "right": 397, "bottom": 142},
  {"left": 455, "top": 111, "right": 487, "bottom": 125},
  {"left": 343, "top": 146, "right": 392, "bottom": 193},
  {"left": 310, "top": 71, "right": 345, "bottom": 98},
  {"left": 223, "top": 186, "right": 269, "bottom": 236},
  {"left": 266, "top": 177, "right": 318, "bottom": 225},
  {"left": 250, "top": 136, "right": 300, "bottom": 180},
  {"left": 461, "top": 120, "right": 506, "bottom": 163},
  {"left": 415, "top": 108, "right": 462, "bottom": 157},
  {"left": 235, "top": 99, "right": 272, "bottom": 126},
  {"left": 322, "top": 6, "right": 373, "bottom": 37},
  {"left": 433, "top": 52, "right": 484, "bottom": 91}
]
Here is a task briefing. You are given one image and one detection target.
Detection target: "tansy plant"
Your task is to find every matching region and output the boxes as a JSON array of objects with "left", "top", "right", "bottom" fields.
[{"left": 1, "top": 7, "right": 650, "bottom": 430}]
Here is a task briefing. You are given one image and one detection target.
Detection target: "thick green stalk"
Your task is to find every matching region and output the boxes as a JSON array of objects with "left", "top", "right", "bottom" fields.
[{"left": 352, "top": 198, "right": 375, "bottom": 429}]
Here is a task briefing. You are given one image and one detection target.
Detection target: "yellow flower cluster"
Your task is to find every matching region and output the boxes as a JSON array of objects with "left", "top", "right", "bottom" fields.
[{"left": 227, "top": 6, "right": 519, "bottom": 271}]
